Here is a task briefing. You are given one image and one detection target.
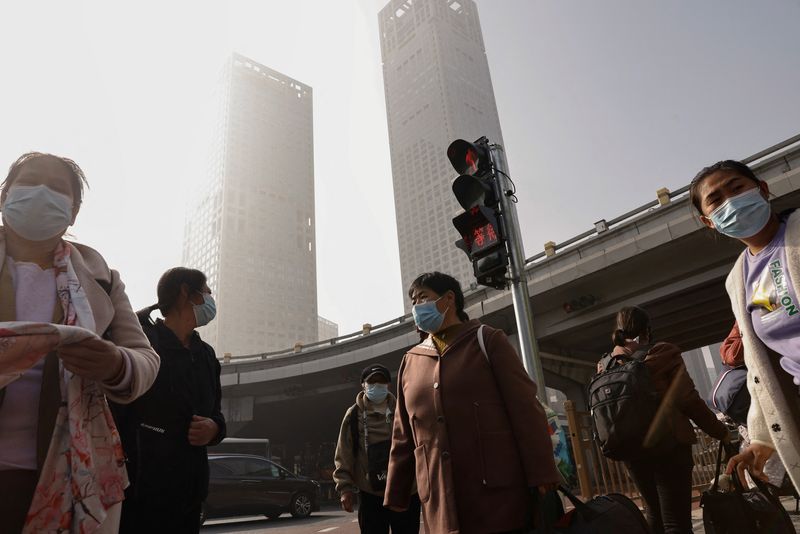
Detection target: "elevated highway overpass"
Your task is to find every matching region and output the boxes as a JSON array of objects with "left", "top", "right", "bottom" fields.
[{"left": 217, "top": 134, "right": 800, "bottom": 464}]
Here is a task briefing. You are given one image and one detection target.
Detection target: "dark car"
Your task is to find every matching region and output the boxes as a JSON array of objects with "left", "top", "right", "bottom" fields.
[{"left": 202, "top": 454, "right": 320, "bottom": 523}]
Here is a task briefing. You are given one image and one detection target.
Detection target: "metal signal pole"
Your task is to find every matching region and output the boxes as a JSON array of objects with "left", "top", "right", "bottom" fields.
[{"left": 489, "top": 143, "right": 548, "bottom": 404}]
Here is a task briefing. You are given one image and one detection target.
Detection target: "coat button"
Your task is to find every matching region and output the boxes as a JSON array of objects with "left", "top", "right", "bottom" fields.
[
  {"left": 442, "top": 451, "right": 450, "bottom": 459},
  {"left": 437, "top": 416, "right": 445, "bottom": 423},
  {"left": 433, "top": 382, "right": 439, "bottom": 389},
  {"left": 772, "top": 423, "right": 782, "bottom": 432},
  {"left": 754, "top": 377, "right": 760, "bottom": 384}
]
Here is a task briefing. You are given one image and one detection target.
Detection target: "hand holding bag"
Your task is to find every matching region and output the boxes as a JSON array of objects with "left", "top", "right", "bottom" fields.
[{"left": 701, "top": 441, "right": 796, "bottom": 534}]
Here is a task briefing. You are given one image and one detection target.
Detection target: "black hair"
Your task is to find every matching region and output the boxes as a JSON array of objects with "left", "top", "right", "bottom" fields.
[
  {"left": 1, "top": 152, "right": 89, "bottom": 206},
  {"left": 612, "top": 306, "right": 651, "bottom": 347},
  {"left": 152, "top": 267, "right": 207, "bottom": 316},
  {"left": 689, "top": 160, "right": 760, "bottom": 215},
  {"left": 408, "top": 271, "right": 469, "bottom": 322}
]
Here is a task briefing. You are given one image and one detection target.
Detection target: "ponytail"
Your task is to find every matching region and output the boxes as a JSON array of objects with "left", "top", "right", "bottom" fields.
[
  {"left": 611, "top": 306, "right": 651, "bottom": 347},
  {"left": 612, "top": 329, "right": 627, "bottom": 347},
  {"left": 135, "top": 303, "right": 160, "bottom": 326}
]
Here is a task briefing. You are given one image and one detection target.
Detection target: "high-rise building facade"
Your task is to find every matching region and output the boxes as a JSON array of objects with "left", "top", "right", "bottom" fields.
[
  {"left": 317, "top": 316, "right": 339, "bottom": 341},
  {"left": 379, "top": 0, "right": 505, "bottom": 309},
  {"left": 183, "top": 53, "right": 317, "bottom": 356}
]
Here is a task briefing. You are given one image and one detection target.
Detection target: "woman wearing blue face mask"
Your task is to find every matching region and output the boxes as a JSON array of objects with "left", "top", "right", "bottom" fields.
[
  {"left": 384, "top": 272, "right": 560, "bottom": 534},
  {"left": 111, "top": 267, "right": 225, "bottom": 533},
  {"left": 0, "top": 152, "right": 159, "bottom": 533},
  {"left": 690, "top": 160, "right": 800, "bottom": 492}
]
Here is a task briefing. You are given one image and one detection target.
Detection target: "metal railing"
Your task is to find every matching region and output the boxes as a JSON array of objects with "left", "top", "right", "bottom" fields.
[
  {"left": 223, "top": 133, "right": 800, "bottom": 364},
  {"left": 524, "top": 132, "right": 800, "bottom": 267},
  {"left": 223, "top": 313, "right": 414, "bottom": 363}
]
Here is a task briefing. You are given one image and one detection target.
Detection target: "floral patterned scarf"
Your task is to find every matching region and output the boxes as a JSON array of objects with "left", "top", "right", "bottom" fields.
[{"left": 0, "top": 242, "right": 128, "bottom": 533}]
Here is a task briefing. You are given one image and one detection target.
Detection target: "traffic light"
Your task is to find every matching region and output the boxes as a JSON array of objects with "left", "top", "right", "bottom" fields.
[{"left": 448, "top": 137, "right": 509, "bottom": 290}]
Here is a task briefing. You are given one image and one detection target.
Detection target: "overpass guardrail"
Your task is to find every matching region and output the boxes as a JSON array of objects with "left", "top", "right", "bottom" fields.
[{"left": 223, "top": 133, "right": 800, "bottom": 364}]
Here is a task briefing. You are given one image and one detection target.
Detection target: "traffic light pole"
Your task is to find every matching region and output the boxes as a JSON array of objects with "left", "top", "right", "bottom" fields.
[{"left": 490, "top": 144, "right": 549, "bottom": 405}]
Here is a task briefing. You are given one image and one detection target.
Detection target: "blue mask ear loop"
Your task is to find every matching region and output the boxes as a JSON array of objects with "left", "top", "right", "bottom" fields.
[{"left": 436, "top": 294, "right": 451, "bottom": 325}]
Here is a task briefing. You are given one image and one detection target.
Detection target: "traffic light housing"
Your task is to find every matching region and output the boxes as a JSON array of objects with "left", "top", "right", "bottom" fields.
[{"left": 448, "top": 137, "right": 509, "bottom": 290}]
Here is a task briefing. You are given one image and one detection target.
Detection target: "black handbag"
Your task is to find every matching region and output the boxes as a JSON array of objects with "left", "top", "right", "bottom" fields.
[
  {"left": 701, "top": 441, "right": 796, "bottom": 534},
  {"left": 366, "top": 440, "right": 391, "bottom": 490},
  {"left": 536, "top": 486, "right": 652, "bottom": 533}
]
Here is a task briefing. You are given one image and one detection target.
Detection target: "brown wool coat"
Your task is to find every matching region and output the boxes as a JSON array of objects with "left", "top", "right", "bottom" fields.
[{"left": 384, "top": 320, "right": 560, "bottom": 534}]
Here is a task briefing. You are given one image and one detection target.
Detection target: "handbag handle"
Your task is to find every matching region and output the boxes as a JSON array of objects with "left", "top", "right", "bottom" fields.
[
  {"left": 535, "top": 485, "right": 595, "bottom": 533},
  {"left": 713, "top": 439, "right": 756, "bottom": 495},
  {"left": 711, "top": 440, "right": 725, "bottom": 492}
]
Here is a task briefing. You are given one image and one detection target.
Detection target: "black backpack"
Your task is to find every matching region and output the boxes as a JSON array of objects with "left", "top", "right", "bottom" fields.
[{"left": 589, "top": 346, "right": 671, "bottom": 461}]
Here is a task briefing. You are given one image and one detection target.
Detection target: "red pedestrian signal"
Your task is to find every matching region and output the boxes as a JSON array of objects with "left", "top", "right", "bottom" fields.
[
  {"left": 447, "top": 139, "right": 491, "bottom": 177},
  {"left": 448, "top": 137, "right": 508, "bottom": 290}
]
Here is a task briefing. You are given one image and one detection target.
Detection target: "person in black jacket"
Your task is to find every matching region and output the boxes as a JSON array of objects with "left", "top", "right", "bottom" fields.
[{"left": 112, "top": 267, "right": 226, "bottom": 534}]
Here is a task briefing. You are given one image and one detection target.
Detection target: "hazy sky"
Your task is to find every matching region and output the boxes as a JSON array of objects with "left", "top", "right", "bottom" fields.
[{"left": 0, "top": 1, "right": 798, "bottom": 340}]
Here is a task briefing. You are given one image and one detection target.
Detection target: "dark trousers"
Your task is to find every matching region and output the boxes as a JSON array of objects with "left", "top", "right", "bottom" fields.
[
  {"left": 119, "top": 489, "right": 202, "bottom": 534},
  {"left": 358, "top": 491, "right": 421, "bottom": 534},
  {"left": 627, "top": 445, "right": 694, "bottom": 534}
]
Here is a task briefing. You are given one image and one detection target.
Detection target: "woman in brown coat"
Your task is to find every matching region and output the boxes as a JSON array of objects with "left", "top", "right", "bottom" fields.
[
  {"left": 604, "top": 306, "right": 729, "bottom": 534},
  {"left": 384, "top": 272, "right": 560, "bottom": 534}
]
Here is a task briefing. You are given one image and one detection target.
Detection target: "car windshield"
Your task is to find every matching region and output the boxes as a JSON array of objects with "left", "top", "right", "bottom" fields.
[{"left": 211, "top": 457, "right": 285, "bottom": 478}]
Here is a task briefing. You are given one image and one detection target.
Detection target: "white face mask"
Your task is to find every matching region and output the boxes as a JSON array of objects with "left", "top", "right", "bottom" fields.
[{"left": 2, "top": 185, "right": 73, "bottom": 241}]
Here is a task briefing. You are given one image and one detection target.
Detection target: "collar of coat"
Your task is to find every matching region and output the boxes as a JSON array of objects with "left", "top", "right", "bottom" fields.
[
  {"left": 408, "top": 319, "right": 482, "bottom": 358},
  {"left": 0, "top": 227, "right": 114, "bottom": 337}
]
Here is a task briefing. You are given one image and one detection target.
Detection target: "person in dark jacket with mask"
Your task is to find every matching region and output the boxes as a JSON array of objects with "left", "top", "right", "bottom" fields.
[{"left": 112, "top": 267, "right": 225, "bottom": 534}]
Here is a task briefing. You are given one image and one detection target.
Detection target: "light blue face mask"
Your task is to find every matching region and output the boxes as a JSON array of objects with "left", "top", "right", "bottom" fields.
[
  {"left": 364, "top": 383, "right": 389, "bottom": 403},
  {"left": 193, "top": 293, "right": 217, "bottom": 328},
  {"left": 708, "top": 187, "right": 772, "bottom": 239},
  {"left": 412, "top": 295, "right": 447, "bottom": 334},
  {"left": 2, "top": 185, "right": 73, "bottom": 241}
]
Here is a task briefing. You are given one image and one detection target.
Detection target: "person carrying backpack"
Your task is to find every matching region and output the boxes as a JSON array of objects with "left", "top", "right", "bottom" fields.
[
  {"left": 111, "top": 267, "right": 225, "bottom": 534},
  {"left": 333, "top": 364, "right": 421, "bottom": 534},
  {"left": 596, "top": 306, "right": 729, "bottom": 534}
]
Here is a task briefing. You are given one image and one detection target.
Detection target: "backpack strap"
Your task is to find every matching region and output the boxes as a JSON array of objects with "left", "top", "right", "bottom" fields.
[
  {"left": 477, "top": 324, "right": 489, "bottom": 363},
  {"left": 599, "top": 345, "right": 652, "bottom": 372},
  {"left": 598, "top": 353, "right": 615, "bottom": 372},
  {"left": 349, "top": 404, "right": 359, "bottom": 457},
  {"left": 629, "top": 345, "right": 652, "bottom": 362}
]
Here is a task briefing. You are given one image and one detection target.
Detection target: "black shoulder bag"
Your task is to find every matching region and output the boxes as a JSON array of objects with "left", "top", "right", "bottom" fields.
[
  {"left": 701, "top": 441, "right": 796, "bottom": 534},
  {"left": 349, "top": 405, "right": 391, "bottom": 491}
]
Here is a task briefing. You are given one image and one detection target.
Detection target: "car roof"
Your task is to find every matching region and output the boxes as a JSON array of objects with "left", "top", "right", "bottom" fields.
[{"left": 208, "top": 453, "right": 272, "bottom": 461}]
